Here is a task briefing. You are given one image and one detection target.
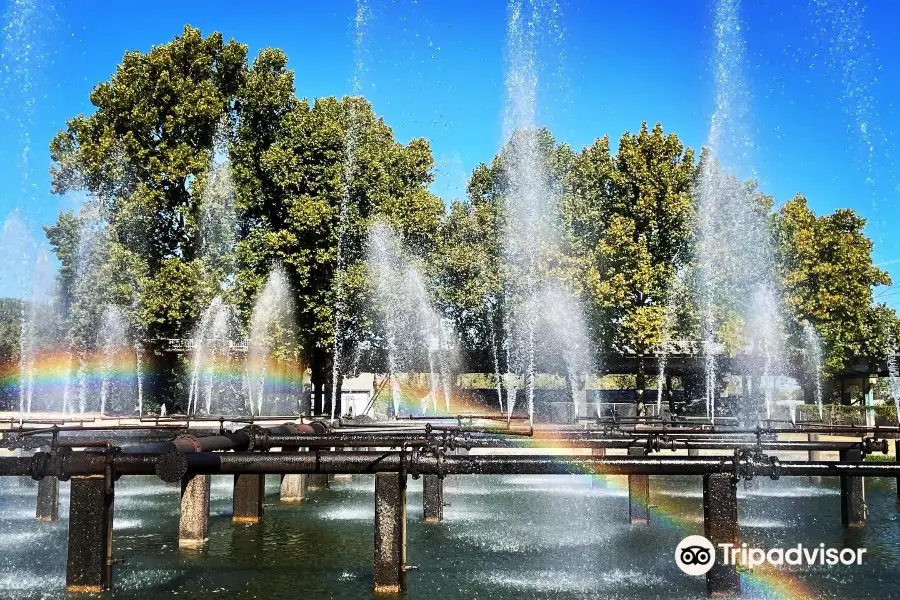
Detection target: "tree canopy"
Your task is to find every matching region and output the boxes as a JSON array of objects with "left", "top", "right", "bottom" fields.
[{"left": 40, "top": 26, "right": 900, "bottom": 409}]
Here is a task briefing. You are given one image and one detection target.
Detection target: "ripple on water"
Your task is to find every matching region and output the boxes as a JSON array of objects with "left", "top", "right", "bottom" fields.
[
  {"left": 447, "top": 482, "right": 627, "bottom": 499},
  {"left": 113, "top": 517, "right": 145, "bottom": 530},
  {"left": 739, "top": 518, "right": 790, "bottom": 529},
  {"left": 656, "top": 488, "right": 704, "bottom": 499},
  {"left": 485, "top": 568, "right": 665, "bottom": 592},
  {"left": 739, "top": 486, "right": 838, "bottom": 498},
  {"left": 319, "top": 505, "right": 373, "bottom": 521},
  {"left": 115, "top": 485, "right": 179, "bottom": 499},
  {"left": 0, "top": 572, "right": 64, "bottom": 591},
  {"left": 0, "top": 507, "right": 43, "bottom": 521},
  {"left": 452, "top": 524, "right": 620, "bottom": 553}
]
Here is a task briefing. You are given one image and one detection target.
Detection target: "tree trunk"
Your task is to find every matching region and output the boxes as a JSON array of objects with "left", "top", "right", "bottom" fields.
[{"left": 636, "top": 354, "right": 646, "bottom": 417}]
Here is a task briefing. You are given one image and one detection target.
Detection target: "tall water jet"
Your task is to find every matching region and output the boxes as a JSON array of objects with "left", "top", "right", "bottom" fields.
[
  {"left": 748, "top": 286, "right": 783, "bottom": 420},
  {"left": 803, "top": 321, "right": 824, "bottom": 420},
  {"left": 696, "top": 0, "right": 782, "bottom": 423},
  {"left": 331, "top": 0, "right": 373, "bottom": 420},
  {"left": 63, "top": 203, "right": 112, "bottom": 415},
  {"left": 18, "top": 249, "right": 58, "bottom": 418},
  {"left": 96, "top": 305, "right": 137, "bottom": 415},
  {"left": 188, "top": 297, "right": 233, "bottom": 415},
  {"left": 198, "top": 126, "right": 238, "bottom": 291},
  {"left": 485, "top": 298, "right": 504, "bottom": 415},
  {"left": 886, "top": 337, "right": 900, "bottom": 426},
  {"left": 534, "top": 285, "right": 591, "bottom": 420},
  {"left": 135, "top": 341, "right": 143, "bottom": 416},
  {"left": 367, "top": 221, "right": 456, "bottom": 417},
  {"left": 499, "top": 0, "right": 583, "bottom": 425},
  {"left": 655, "top": 273, "right": 685, "bottom": 416},
  {"left": 248, "top": 266, "right": 298, "bottom": 416}
]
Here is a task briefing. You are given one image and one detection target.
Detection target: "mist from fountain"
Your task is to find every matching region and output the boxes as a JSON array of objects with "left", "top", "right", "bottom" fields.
[
  {"left": 97, "top": 305, "right": 138, "bottom": 415},
  {"left": 803, "top": 321, "right": 825, "bottom": 420},
  {"left": 331, "top": 0, "right": 372, "bottom": 420},
  {"left": 188, "top": 297, "right": 232, "bottom": 415},
  {"left": 367, "top": 220, "right": 455, "bottom": 417},
  {"left": 248, "top": 266, "right": 298, "bottom": 416},
  {"left": 695, "top": 0, "right": 784, "bottom": 423},
  {"left": 500, "top": 0, "right": 588, "bottom": 425}
]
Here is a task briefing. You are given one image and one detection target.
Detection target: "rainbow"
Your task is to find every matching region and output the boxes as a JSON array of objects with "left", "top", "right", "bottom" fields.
[{"left": 385, "top": 387, "right": 821, "bottom": 599}]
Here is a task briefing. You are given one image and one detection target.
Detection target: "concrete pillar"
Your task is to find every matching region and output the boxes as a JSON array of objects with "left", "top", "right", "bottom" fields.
[
  {"left": 307, "top": 473, "right": 329, "bottom": 490},
  {"left": 423, "top": 475, "right": 443, "bottom": 522},
  {"left": 591, "top": 446, "right": 606, "bottom": 488},
  {"left": 36, "top": 476, "right": 59, "bottom": 522},
  {"left": 374, "top": 472, "right": 407, "bottom": 593},
  {"left": 839, "top": 448, "right": 866, "bottom": 527},
  {"left": 179, "top": 474, "right": 211, "bottom": 547},
  {"left": 703, "top": 473, "right": 740, "bottom": 597},
  {"left": 232, "top": 474, "right": 265, "bottom": 525},
  {"left": 627, "top": 447, "right": 650, "bottom": 524},
  {"left": 280, "top": 474, "right": 306, "bottom": 503},
  {"left": 66, "top": 475, "right": 114, "bottom": 592}
]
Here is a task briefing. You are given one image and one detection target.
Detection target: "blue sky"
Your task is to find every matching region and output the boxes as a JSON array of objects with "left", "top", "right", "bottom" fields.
[{"left": 1, "top": 0, "right": 899, "bottom": 302}]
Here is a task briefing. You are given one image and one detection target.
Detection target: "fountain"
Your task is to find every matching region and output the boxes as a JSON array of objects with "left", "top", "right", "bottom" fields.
[
  {"left": 17, "top": 249, "right": 60, "bottom": 418},
  {"left": 695, "top": 0, "right": 785, "bottom": 423},
  {"left": 367, "top": 220, "right": 455, "bottom": 417},
  {"left": 187, "top": 297, "right": 233, "bottom": 415},
  {"left": 96, "top": 305, "right": 138, "bottom": 416},
  {"left": 803, "top": 321, "right": 825, "bottom": 420},
  {"left": 247, "top": 266, "right": 299, "bottom": 416},
  {"left": 886, "top": 337, "right": 900, "bottom": 425},
  {"left": 198, "top": 125, "right": 238, "bottom": 289},
  {"left": 331, "top": 0, "right": 372, "bottom": 420},
  {"left": 499, "top": 0, "right": 589, "bottom": 425}
]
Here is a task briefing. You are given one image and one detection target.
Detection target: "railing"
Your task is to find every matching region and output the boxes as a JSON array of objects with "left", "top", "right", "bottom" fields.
[{"left": 153, "top": 338, "right": 250, "bottom": 353}]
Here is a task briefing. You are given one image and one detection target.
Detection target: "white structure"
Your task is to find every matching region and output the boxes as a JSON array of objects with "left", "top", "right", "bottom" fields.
[{"left": 341, "top": 373, "right": 376, "bottom": 417}]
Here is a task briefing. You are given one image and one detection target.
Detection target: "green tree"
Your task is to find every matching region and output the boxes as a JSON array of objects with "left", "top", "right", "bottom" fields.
[
  {"left": 444, "top": 128, "right": 574, "bottom": 374},
  {"left": 48, "top": 26, "right": 247, "bottom": 339},
  {"left": 231, "top": 64, "right": 445, "bottom": 408},
  {"left": 563, "top": 124, "right": 696, "bottom": 402},
  {"left": 773, "top": 195, "right": 899, "bottom": 384},
  {"left": 47, "top": 27, "right": 249, "bottom": 404}
]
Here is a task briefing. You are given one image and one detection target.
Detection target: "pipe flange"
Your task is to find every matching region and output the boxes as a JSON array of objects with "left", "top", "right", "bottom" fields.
[
  {"left": 175, "top": 434, "right": 203, "bottom": 453},
  {"left": 435, "top": 450, "right": 446, "bottom": 479},
  {"left": 768, "top": 455, "right": 781, "bottom": 481},
  {"left": 30, "top": 451, "right": 51, "bottom": 481},
  {"left": 407, "top": 445, "right": 421, "bottom": 480},
  {"left": 106, "top": 446, "right": 124, "bottom": 481}
]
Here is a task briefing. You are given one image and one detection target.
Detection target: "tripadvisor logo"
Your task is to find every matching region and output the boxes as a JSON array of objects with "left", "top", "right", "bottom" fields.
[{"left": 675, "top": 535, "right": 867, "bottom": 575}]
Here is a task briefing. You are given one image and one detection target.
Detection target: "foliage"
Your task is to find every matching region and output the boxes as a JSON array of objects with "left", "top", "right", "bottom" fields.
[
  {"left": 41, "top": 26, "right": 900, "bottom": 410},
  {"left": 563, "top": 123, "right": 696, "bottom": 355},
  {"left": 49, "top": 26, "right": 248, "bottom": 342},
  {"left": 773, "top": 195, "right": 899, "bottom": 378}
]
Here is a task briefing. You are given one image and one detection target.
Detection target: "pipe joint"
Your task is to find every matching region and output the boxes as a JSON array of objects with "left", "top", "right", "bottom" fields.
[{"left": 862, "top": 437, "right": 888, "bottom": 455}]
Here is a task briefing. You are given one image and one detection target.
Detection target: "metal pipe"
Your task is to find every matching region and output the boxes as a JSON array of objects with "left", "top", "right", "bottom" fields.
[
  {"left": 247, "top": 433, "right": 864, "bottom": 453},
  {"left": 4, "top": 451, "right": 900, "bottom": 479}
]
